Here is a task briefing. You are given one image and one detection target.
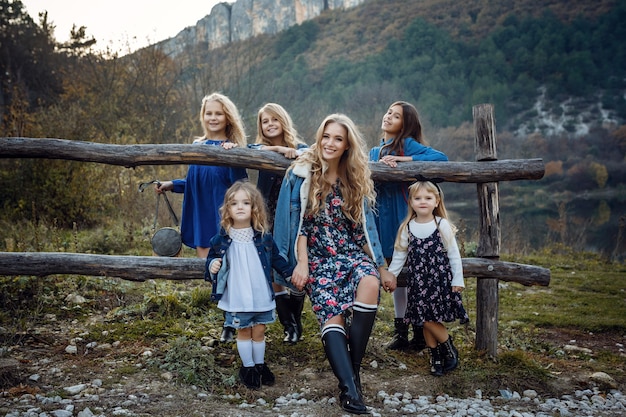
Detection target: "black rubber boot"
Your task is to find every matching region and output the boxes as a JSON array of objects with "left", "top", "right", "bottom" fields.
[
  {"left": 289, "top": 290, "right": 306, "bottom": 341},
  {"left": 275, "top": 293, "right": 298, "bottom": 343},
  {"left": 348, "top": 303, "right": 377, "bottom": 395},
  {"left": 440, "top": 337, "right": 459, "bottom": 373},
  {"left": 429, "top": 346, "right": 444, "bottom": 377},
  {"left": 220, "top": 311, "right": 235, "bottom": 343},
  {"left": 322, "top": 326, "right": 368, "bottom": 415},
  {"left": 410, "top": 324, "right": 427, "bottom": 352},
  {"left": 387, "top": 318, "right": 410, "bottom": 350}
]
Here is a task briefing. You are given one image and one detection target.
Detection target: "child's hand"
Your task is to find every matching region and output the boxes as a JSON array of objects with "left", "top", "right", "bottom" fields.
[
  {"left": 221, "top": 142, "right": 237, "bottom": 150},
  {"left": 451, "top": 286, "right": 464, "bottom": 293},
  {"left": 380, "top": 268, "right": 397, "bottom": 293},
  {"left": 210, "top": 259, "right": 222, "bottom": 274}
]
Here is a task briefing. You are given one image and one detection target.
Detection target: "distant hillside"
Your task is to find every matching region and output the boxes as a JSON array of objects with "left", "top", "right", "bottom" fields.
[{"left": 163, "top": 0, "right": 623, "bottom": 140}]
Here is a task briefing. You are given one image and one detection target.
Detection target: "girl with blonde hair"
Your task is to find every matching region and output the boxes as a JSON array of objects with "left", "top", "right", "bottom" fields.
[{"left": 274, "top": 114, "right": 395, "bottom": 415}]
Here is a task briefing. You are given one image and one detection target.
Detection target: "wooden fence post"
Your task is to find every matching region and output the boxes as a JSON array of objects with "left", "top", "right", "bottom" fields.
[{"left": 473, "top": 104, "right": 501, "bottom": 357}]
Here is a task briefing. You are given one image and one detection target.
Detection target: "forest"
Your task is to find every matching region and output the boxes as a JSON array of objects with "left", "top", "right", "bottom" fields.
[{"left": 1, "top": 0, "right": 625, "bottom": 256}]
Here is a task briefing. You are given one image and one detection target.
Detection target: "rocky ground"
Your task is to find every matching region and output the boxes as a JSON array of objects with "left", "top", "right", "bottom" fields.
[{"left": 1, "top": 318, "right": 625, "bottom": 417}]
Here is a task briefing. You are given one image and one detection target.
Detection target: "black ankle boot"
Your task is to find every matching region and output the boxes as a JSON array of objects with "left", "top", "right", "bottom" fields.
[
  {"left": 322, "top": 326, "right": 368, "bottom": 415},
  {"left": 275, "top": 293, "right": 298, "bottom": 343},
  {"left": 388, "top": 318, "right": 410, "bottom": 350},
  {"left": 440, "top": 337, "right": 459, "bottom": 373},
  {"left": 255, "top": 363, "right": 275, "bottom": 386},
  {"left": 410, "top": 324, "right": 427, "bottom": 352},
  {"left": 429, "top": 346, "right": 444, "bottom": 377},
  {"left": 238, "top": 365, "right": 260, "bottom": 389}
]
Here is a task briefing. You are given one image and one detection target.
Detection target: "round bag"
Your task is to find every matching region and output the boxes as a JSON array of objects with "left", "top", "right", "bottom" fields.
[
  {"left": 139, "top": 180, "right": 182, "bottom": 257},
  {"left": 151, "top": 227, "right": 182, "bottom": 257}
]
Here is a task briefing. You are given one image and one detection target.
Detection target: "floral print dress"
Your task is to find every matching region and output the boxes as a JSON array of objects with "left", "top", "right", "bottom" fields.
[
  {"left": 404, "top": 224, "right": 469, "bottom": 325},
  {"left": 301, "top": 182, "right": 379, "bottom": 325}
]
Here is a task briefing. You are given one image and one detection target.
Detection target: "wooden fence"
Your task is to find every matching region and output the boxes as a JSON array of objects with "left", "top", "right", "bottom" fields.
[{"left": 0, "top": 104, "right": 550, "bottom": 356}]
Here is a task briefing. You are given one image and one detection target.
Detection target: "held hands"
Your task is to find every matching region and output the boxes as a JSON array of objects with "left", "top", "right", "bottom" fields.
[
  {"left": 379, "top": 268, "right": 397, "bottom": 293},
  {"left": 209, "top": 259, "right": 222, "bottom": 275},
  {"left": 291, "top": 261, "right": 309, "bottom": 291},
  {"left": 452, "top": 286, "right": 464, "bottom": 293}
]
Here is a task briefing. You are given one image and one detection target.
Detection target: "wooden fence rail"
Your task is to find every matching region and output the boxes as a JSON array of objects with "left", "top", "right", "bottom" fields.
[
  {"left": 0, "top": 252, "right": 550, "bottom": 286},
  {"left": 0, "top": 104, "right": 550, "bottom": 356}
]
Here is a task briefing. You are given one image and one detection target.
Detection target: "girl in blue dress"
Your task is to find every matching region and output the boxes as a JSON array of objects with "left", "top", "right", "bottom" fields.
[
  {"left": 369, "top": 101, "right": 448, "bottom": 352},
  {"left": 156, "top": 92, "right": 248, "bottom": 342},
  {"left": 274, "top": 114, "right": 396, "bottom": 415}
]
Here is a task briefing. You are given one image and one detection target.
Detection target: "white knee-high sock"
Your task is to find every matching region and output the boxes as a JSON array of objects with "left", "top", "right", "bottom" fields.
[
  {"left": 252, "top": 338, "right": 266, "bottom": 365},
  {"left": 393, "top": 287, "right": 407, "bottom": 318},
  {"left": 236, "top": 339, "right": 254, "bottom": 367}
]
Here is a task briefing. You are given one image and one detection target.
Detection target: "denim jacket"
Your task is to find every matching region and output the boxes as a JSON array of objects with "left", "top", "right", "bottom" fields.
[
  {"left": 273, "top": 162, "right": 385, "bottom": 288},
  {"left": 204, "top": 228, "right": 294, "bottom": 301}
]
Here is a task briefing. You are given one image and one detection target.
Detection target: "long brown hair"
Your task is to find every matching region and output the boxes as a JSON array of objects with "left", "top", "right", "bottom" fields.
[
  {"left": 379, "top": 101, "right": 427, "bottom": 157},
  {"left": 294, "top": 114, "right": 375, "bottom": 224}
]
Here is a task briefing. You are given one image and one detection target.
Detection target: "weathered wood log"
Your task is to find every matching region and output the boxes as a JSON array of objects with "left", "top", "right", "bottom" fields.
[
  {"left": 474, "top": 103, "right": 501, "bottom": 356},
  {"left": 0, "top": 252, "right": 550, "bottom": 286},
  {"left": 0, "top": 137, "right": 545, "bottom": 182}
]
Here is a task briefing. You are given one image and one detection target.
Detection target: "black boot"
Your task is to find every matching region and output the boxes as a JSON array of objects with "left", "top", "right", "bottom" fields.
[
  {"left": 238, "top": 365, "right": 261, "bottom": 389},
  {"left": 388, "top": 318, "right": 410, "bottom": 350},
  {"left": 275, "top": 293, "right": 298, "bottom": 343},
  {"left": 322, "top": 326, "right": 368, "bottom": 415},
  {"left": 220, "top": 311, "right": 235, "bottom": 343},
  {"left": 440, "top": 337, "right": 459, "bottom": 373},
  {"left": 289, "top": 290, "right": 306, "bottom": 341},
  {"left": 410, "top": 324, "right": 427, "bottom": 352},
  {"left": 349, "top": 303, "right": 377, "bottom": 395},
  {"left": 255, "top": 363, "right": 275, "bottom": 386},
  {"left": 429, "top": 346, "right": 444, "bottom": 377}
]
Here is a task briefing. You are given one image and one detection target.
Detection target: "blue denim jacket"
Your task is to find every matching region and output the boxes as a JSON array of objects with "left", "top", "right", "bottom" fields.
[
  {"left": 204, "top": 228, "right": 294, "bottom": 301},
  {"left": 273, "top": 163, "right": 385, "bottom": 288}
]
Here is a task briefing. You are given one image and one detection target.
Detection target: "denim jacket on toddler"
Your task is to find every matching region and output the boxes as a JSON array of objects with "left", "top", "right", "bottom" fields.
[{"left": 204, "top": 228, "right": 294, "bottom": 301}]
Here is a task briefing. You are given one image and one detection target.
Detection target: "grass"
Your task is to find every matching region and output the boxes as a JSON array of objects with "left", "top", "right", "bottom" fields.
[{"left": 1, "top": 239, "right": 625, "bottom": 399}]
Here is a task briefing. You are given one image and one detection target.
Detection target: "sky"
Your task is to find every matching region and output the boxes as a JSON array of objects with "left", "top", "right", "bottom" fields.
[{"left": 21, "top": 0, "right": 225, "bottom": 53}]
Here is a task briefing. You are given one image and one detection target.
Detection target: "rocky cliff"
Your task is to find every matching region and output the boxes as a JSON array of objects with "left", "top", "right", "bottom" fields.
[{"left": 158, "top": 0, "right": 366, "bottom": 55}]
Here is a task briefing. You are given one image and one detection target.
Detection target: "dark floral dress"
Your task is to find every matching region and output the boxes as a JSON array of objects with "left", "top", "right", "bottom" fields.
[
  {"left": 301, "top": 182, "right": 379, "bottom": 325},
  {"left": 404, "top": 225, "right": 469, "bottom": 325}
]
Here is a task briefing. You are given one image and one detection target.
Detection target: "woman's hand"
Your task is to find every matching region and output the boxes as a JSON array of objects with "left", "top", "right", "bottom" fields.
[
  {"left": 291, "top": 261, "right": 309, "bottom": 291},
  {"left": 379, "top": 268, "right": 397, "bottom": 293},
  {"left": 451, "top": 286, "right": 464, "bottom": 293},
  {"left": 155, "top": 181, "right": 174, "bottom": 194},
  {"left": 276, "top": 146, "right": 298, "bottom": 159},
  {"left": 209, "top": 259, "right": 222, "bottom": 275}
]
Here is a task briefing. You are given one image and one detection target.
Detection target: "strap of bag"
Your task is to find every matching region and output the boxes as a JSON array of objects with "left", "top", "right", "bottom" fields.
[{"left": 138, "top": 180, "right": 180, "bottom": 231}]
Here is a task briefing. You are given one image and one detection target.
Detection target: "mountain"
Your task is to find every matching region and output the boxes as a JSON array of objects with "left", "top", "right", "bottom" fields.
[{"left": 158, "top": 0, "right": 367, "bottom": 56}]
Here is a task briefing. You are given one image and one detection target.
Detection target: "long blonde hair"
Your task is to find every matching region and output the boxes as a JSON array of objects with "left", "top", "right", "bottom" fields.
[
  {"left": 197, "top": 93, "right": 247, "bottom": 147},
  {"left": 219, "top": 181, "right": 268, "bottom": 234},
  {"left": 394, "top": 181, "right": 455, "bottom": 250},
  {"left": 294, "top": 114, "right": 375, "bottom": 224},
  {"left": 255, "top": 103, "right": 305, "bottom": 148}
]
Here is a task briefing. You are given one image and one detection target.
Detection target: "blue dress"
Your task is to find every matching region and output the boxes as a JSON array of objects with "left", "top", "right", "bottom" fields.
[
  {"left": 369, "top": 137, "right": 448, "bottom": 258},
  {"left": 172, "top": 140, "right": 247, "bottom": 248}
]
